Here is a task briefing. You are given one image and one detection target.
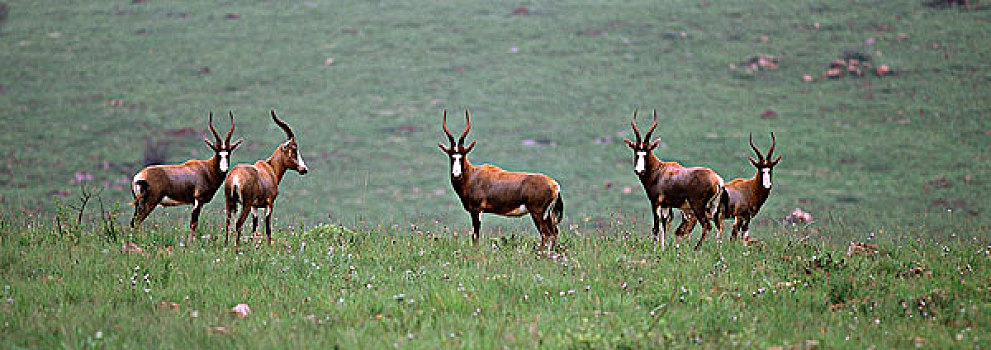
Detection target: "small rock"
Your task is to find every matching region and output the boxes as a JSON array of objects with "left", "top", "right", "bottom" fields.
[
  {"left": 157, "top": 301, "right": 180, "bottom": 311},
  {"left": 823, "top": 68, "right": 843, "bottom": 79},
  {"left": 512, "top": 6, "right": 529, "bottom": 15},
  {"left": 225, "top": 13, "right": 240, "bottom": 20},
  {"left": 781, "top": 208, "right": 814, "bottom": 225},
  {"left": 209, "top": 326, "right": 230, "bottom": 334},
  {"left": 231, "top": 304, "right": 251, "bottom": 317},
  {"left": 760, "top": 110, "right": 778, "bottom": 119},
  {"left": 875, "top": 65, "right": 891, "bottom": 77},
  {"left": 122, "top": 242, "right": 144, "bottom": 253},
  {"left": 323, "top": 57, "right": 335, "bottom": 66}
]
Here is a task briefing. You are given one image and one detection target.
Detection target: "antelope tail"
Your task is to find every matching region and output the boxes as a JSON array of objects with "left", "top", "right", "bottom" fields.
[
  {"left": 229, "top": 182, "right": 240, "bottom": 206},
  {"left": 546, "top": 192, "right": 564, "bottom": 225},
  {"left": 707, "top": 176, "right": 726, "bottom": 222}
]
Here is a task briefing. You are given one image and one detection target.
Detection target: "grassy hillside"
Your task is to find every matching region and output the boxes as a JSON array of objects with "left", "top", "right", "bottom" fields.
[
  {"left": 0, "top": 1, "right": 989, "bottom": 347},
  {"left": 1, "top": 0, "right": 987, "bottom": 239}
]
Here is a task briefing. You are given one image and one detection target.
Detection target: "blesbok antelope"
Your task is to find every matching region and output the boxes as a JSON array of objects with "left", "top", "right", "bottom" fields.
[
  {"left": 224, "top": 110, "right": 308, "bottom": 246},
  {"left": 624, "top": 110, "right": 724, "bottom": 250},
  {"left": 438, "top": 110, "right": 564, "bottom": 250},
  {"left": 131, "top": 111, "right": 242, "bottom": 240},
  {"left": 681, "top": 133, "right": 781, "bottom": 241}
]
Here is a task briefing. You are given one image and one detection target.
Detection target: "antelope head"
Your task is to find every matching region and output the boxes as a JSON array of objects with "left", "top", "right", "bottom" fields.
[
  {"left": 623, "top": 109, "right": 660, "bottom": 176},
  {"left": 748, "top": 132, "right": 782, "bottom": 189},
  {"left": 204, "top": 111, "right": 243, "bottom": 172},
  {"left": 270, "top": 110, "right": 308, "bottom": 175},
  {"left": 437, "top": 109, "right": 476, "bottom": 179}
]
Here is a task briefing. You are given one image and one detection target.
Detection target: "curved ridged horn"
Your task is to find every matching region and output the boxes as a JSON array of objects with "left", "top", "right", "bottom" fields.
[
  {"left": 631, "top": 109, "right": 642, "bottom": 142},
  {"left": 441, "top": 110, "right": 456, "bottom": 145},
  {"left": 225, "top": 111, "right": 235, "bottom": 144},
  {"left": 271, "top": 110, "right": 294, "bottom": 140},
  {"left": 208, "top": 112, "right": 222, "bottom": 144},
  {"left": 767, "top": 132, "right": 776, "bottom": 158},
  {"left": 458, "top": 110, "right": 471, "bottom": 146},
  {"left": 749, "top": 133, "right": 765, "bottom": 160},
  {"left": 644, "top": 109, "right": 658, "bottom": 141}
]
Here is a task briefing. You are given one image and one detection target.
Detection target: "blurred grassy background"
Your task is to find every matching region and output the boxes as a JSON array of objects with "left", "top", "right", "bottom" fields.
[{"left": 0, "top": 0, "right": 987, "bottom": 240}]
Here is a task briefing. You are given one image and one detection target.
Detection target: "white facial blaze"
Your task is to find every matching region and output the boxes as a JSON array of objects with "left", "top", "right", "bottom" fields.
[
  {"left": 451, "top": 154, "right": 463, "bottom": 177},
  {"left": 634, "top": 152, "right": 647, "bottom": 173},
  {"left": 296, "top": 152, "right": 307, "bottom": 170},
  {"left": 761, "top": 168, "right": 772, "bottom": 189},
  {"left": 218, "top": 151, "right": 229, "bottom": 172}
]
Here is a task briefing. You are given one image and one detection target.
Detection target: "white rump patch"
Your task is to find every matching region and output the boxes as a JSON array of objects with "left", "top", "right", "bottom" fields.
[
  {"left": 451, "top": 154, "right": 463, "bottom": 177},
  {"left": 761, "top": 168, "right": 772, "bottom": 189},
  {"left": 634, "top": 151, "right": 647, "bottom": 173},
  {"left": 506, "top": 205, "right": 528, "bottom": 216},
  {"left": 742, "top": 230, "right": 750, "bottom": 239},
  {"left": 543, "top": 181, "right": 561, "bottom": 220},
  {"left": 132, "top": 173, "right": 145, "bottom": 196},
  {"left": 218, "top": 151, "right": 229, "bottom": 172}
]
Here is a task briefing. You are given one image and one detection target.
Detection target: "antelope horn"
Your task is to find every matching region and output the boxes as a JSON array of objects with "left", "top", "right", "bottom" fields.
[
  {"left": 225, "top": 111, "right": 235, "bottom": 144},
  {"left": 270, "top": 109, "right": 294, "bottom": 140},
  {"left": 644, "top": 109, "right": 658, "bottom": 141},
  {"left": 458, "top": 109, "right": 471, "bottom": 146},
  {"left": 441, "top": 110, "right": 456, "bottom": 145},
  {"left": 749, "top": 133, "right": 765, "bottom": 160},
  {"left": 208, "top": 112, "right": 222, "bottom": 144},
  {"left": 767, "top": 132, "right": 776, "bottom": 158},
  {"left": 630, "top": 109, "right": 642, "bottom": 142}
]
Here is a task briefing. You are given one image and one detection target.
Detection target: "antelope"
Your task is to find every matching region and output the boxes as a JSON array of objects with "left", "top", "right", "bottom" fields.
[
  {"left": 130, "top": 111, "right": 242, "bottom": 240},
  {"left": 681, "top": 133, "right": 781, "bottom": 241},
  {"left": 223, "top": 110, "right": 308, "bottom": 246},
  {"left": 438, "top": 110, "right": 564, "bottom": 250},
  {"left": 624, "top": 110, "right": 724, "bottom": 250}
]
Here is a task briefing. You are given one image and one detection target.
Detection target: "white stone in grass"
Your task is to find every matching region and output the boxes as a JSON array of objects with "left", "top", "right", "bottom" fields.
[{"left": 231, "top": 304, "right": 252, "bottom": 317}]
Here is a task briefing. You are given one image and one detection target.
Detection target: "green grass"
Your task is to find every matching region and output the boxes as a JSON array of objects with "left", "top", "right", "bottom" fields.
[
  {"left": 1, "top": 0, "right": 989, "bottom": 347},
  {"left": 1, "top": 0, "right": 987, "bottom": 233},
  {"left": 1, "top": 222, "right": 988, "bottom": 348}
]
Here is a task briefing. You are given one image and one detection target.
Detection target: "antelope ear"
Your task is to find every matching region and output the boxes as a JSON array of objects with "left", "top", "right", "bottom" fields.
[
  {"left": 749, "top": 157, "right": 759, "bottom": 167},
  {"left": 230, "top": 138, "right": 243, "bottom": 150},
  {"left": 464, "top": 140, "right": 477, "bottom": 153},
  {"left": 772, "top": 155, "right": 782, "bottom": 165},
  {"left": 648, "top": 140, "right": 660, "bottom": 150},
  {"left": 204, "top": 139, "right": 217, "bottom": 150},
  {"left": 438, "top": 142, "right": 449, "bottom": 153},
  {"left": 623, "top": 138, "right": 635, "bottom": 148}
]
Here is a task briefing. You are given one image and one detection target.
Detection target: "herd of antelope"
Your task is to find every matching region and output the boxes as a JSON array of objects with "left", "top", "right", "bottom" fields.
[{"left": 129, "top": 109, "right": 780, "bottom": 251}]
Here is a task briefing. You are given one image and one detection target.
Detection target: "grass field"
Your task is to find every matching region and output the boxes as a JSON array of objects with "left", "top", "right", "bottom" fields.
[
  {"left": 1, "top": 0, "right": 989, "bottom": 348},
  {"left": 2, "top": 224, "right": 989, "bottom": 348}
]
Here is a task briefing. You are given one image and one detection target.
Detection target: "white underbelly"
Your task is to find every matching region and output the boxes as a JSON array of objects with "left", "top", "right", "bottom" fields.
[
  {"left": 159, "top": 196, "right": 185, "bottom": 207},
  {"left": 504, "top": 205, "right": 529, "bottom": 216}
]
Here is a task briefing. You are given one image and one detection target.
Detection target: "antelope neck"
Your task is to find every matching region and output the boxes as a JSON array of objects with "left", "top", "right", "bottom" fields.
[
  {"left": 264, "top": 150, "right": 290, "bottom": 184},
  {"left": 450, "top": 157, "right": 474, "bottom": 194}
]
